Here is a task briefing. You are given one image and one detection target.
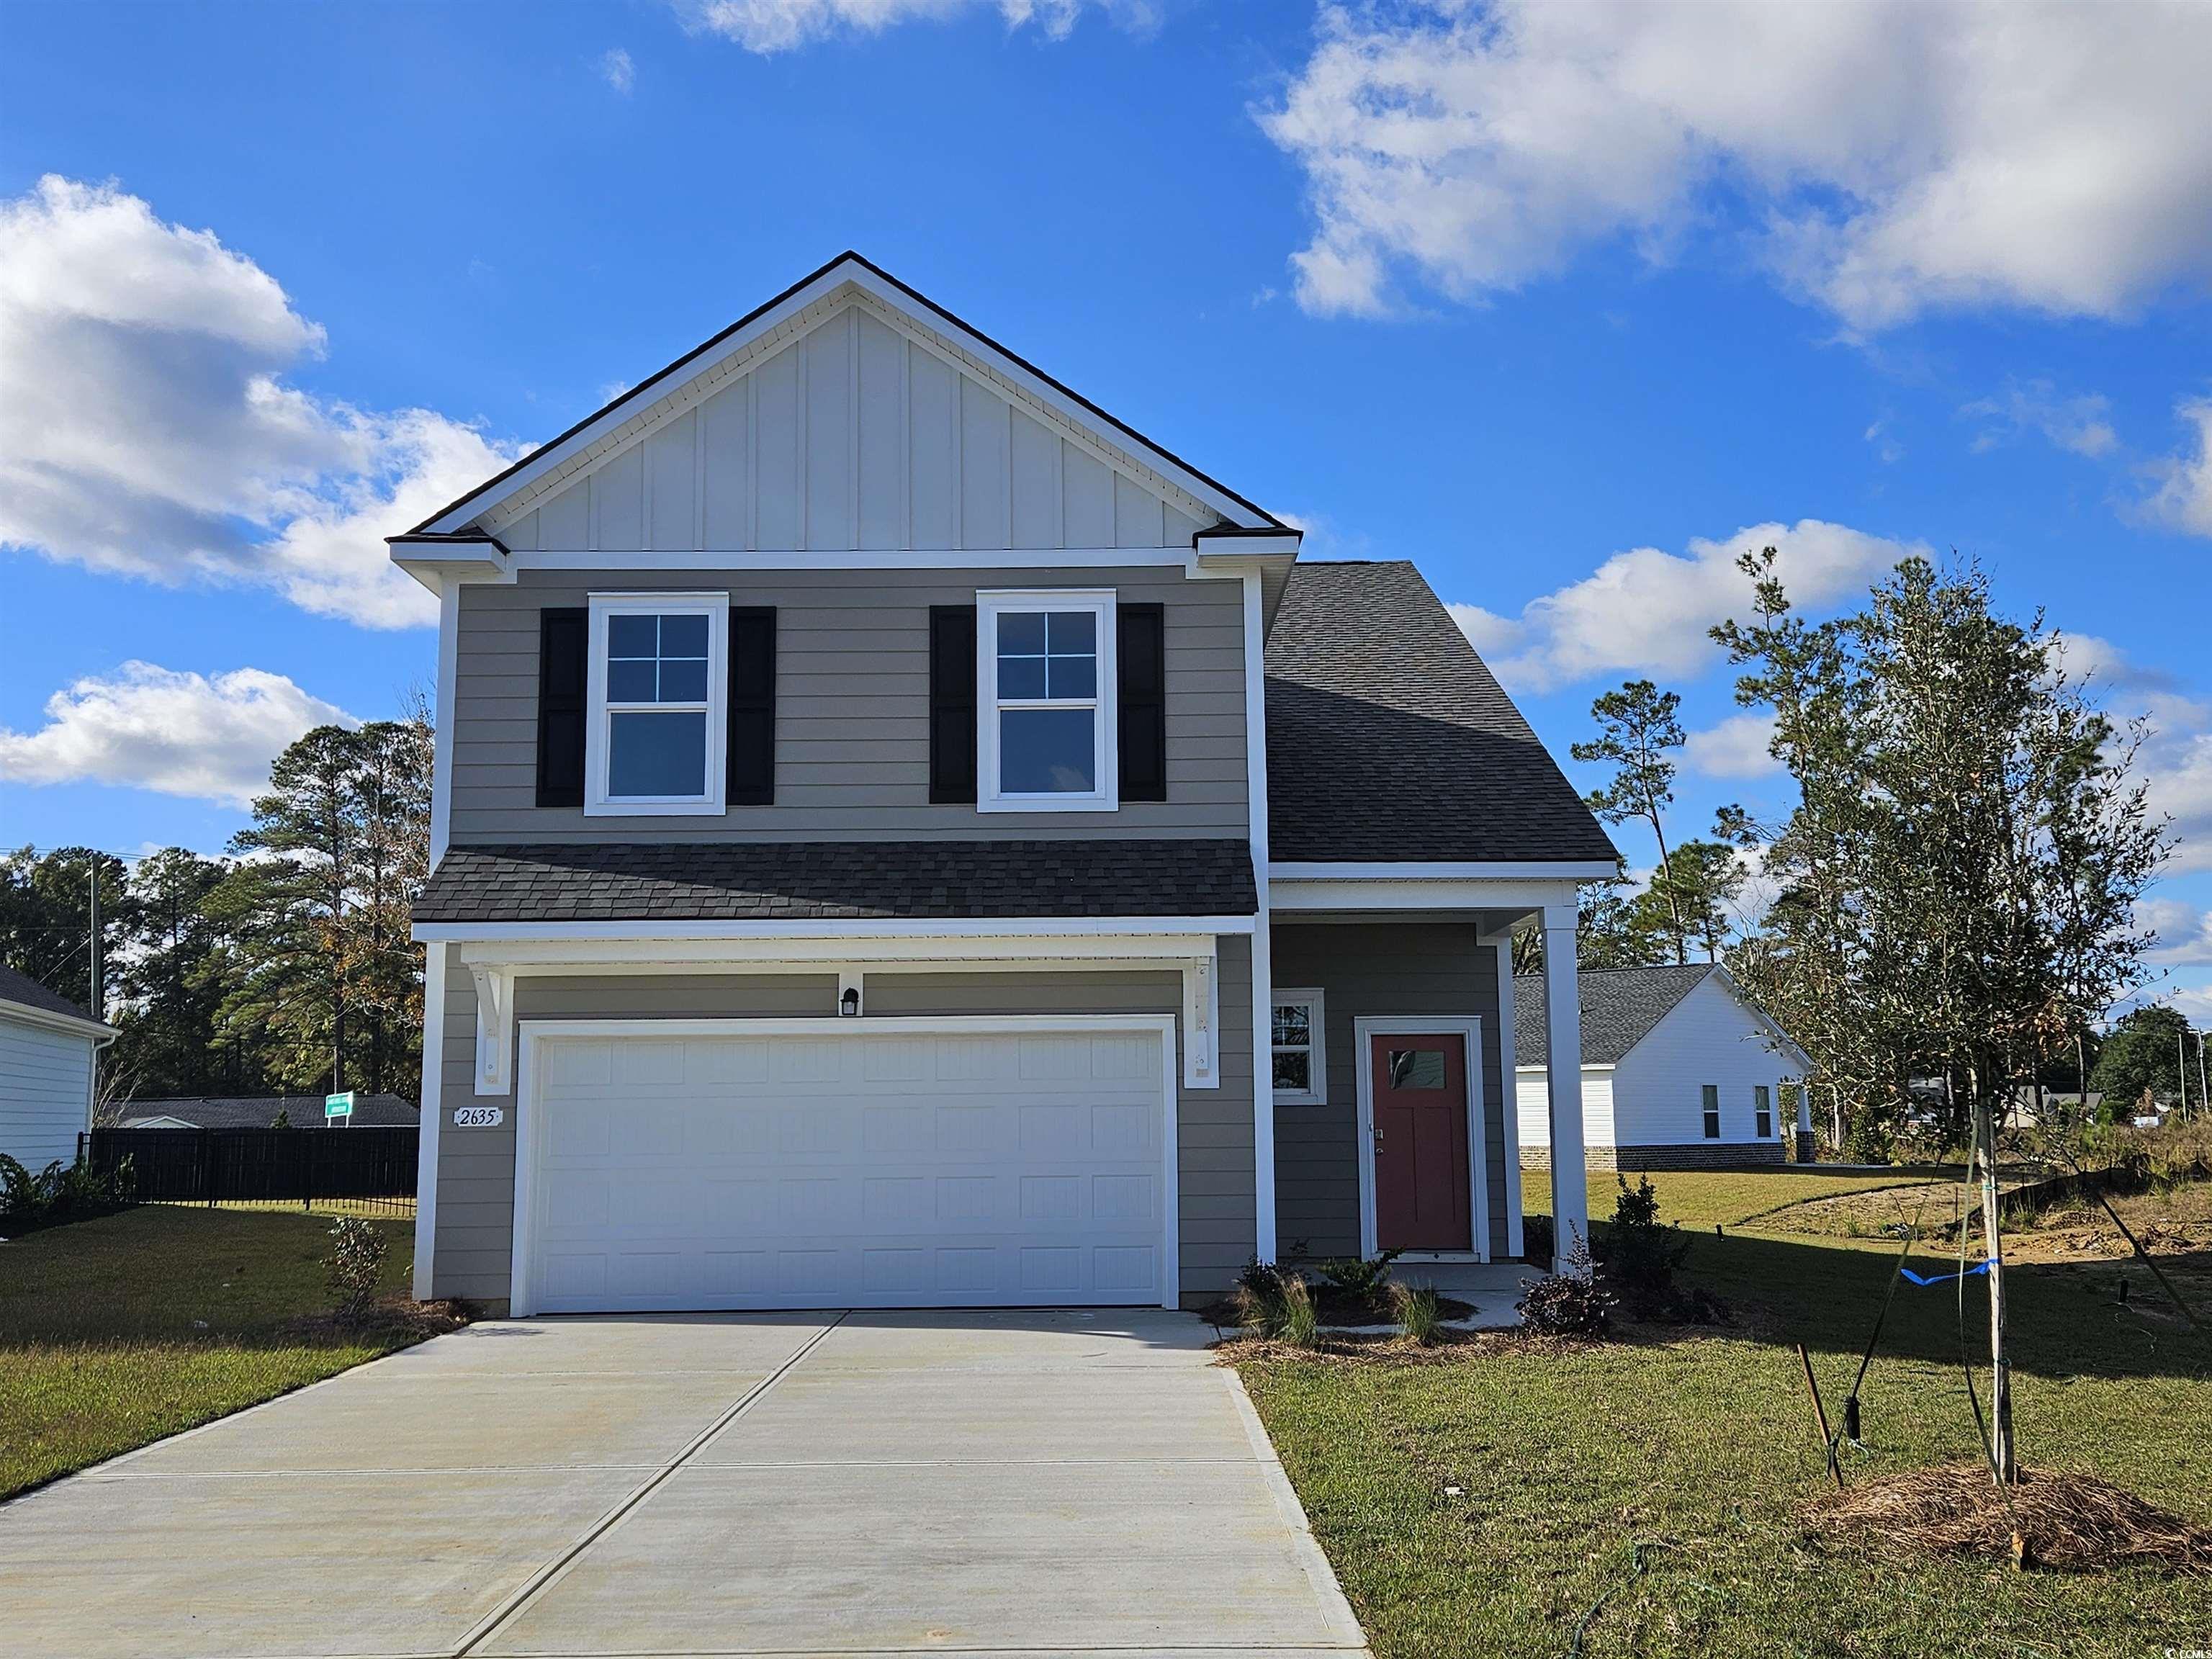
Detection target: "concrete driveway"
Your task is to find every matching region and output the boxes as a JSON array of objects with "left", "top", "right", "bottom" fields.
[{"left": 1, "top": 1310, "right": 1367, "bottom": 1658}]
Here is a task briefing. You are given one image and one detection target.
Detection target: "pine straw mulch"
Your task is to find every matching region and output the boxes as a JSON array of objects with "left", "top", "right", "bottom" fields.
[
  {"left": 271, "top": 1296, "right": 474, "bottom": 1346},
  {"left": 1804, "top": 1462, "right": 2212, "bottom": 1575},
  {"left": 1212, "top": 1326, "right": 1608, "bottom": 1368}
]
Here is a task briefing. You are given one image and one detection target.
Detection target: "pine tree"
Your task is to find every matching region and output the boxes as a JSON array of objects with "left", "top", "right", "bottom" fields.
[{"left": 1572, "top": 681, "right": 1691, "bottom": 965}]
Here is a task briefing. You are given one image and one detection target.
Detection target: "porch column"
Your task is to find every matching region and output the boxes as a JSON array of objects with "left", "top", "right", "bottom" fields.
[{"left": 1542, "top": 899, "right": 1589, "bottom": 1274}]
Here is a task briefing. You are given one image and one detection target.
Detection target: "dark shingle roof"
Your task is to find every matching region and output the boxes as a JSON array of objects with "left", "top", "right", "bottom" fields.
[
  {"left": 1264, "top": 562, "right": 1617, "bottom": 863},
  {"left": 0, "top": 963, "right": 102, "bottom": 1027},
  {"left": 415, "top": 840, "right": 1258, "bottom": 925},
  {"left": 115, "top": 1094, "right": 419, "bottom": 1130},
  {"left": 1514, "top": 964, "right": 1718, "bottom": 1066}
]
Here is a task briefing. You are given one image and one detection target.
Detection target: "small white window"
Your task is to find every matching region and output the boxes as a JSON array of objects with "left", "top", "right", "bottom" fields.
[
  {"left": 586, "top": 593, "right": 728, "bottom": 815},
  {"left": 976, "top": 589, "right": 1118, "bottom": 811},
  {"left": 1754, "top": 1085, "right": 1773, "bottom": 1139},
  {"left": 1271, "top": 989, "right": 1327, "bottom": 1106},
  {"left": 1701, "top": 1084, "right": 1721, "bottom": 1139}
]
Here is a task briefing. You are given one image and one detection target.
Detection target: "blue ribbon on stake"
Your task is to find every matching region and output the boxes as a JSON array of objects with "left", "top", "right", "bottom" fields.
[{"left": 1899, "top": 1259, "right": 1996, "bottom": 1287}]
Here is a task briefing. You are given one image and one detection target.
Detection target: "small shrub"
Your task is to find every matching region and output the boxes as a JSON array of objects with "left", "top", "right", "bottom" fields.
[
  {"left": 0, "top": 1152, "right": 135, "bottom": 1228},
  {"left": 1314, "top": 1248, "right": 1403, "bottom": 1302},
  {"left": 1604, "top": 1174, "right": 1692, "bottom": 1316},
  {"left": 323, "top": 1216, "right": 390, "bottom": 1323},
  {"left": 1277, "top": 1274, "right": 1321, "bottom": 1348},
  {"left": 1516, "top": 1235, "right": 1614, "bottom": 1337},
  {"left": 1391, "top": 1280, "right": 1443, "bottom": 1346},
  {"left": 1521, "top": 1211, "right": 1555, "bottom": 1266}
]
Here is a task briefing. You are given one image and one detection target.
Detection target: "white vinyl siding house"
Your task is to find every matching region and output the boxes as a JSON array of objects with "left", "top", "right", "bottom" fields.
[
  {"left": 0, "top": 967, "right": 114, "bottom": 1171},
  {"left": 1516, "top": 966, "right": 1812, "bottom": 1171}
]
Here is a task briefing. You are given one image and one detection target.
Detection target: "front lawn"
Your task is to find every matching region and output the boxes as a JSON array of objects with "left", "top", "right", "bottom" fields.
[
  {"left": 1236, "top": 1213, "right": 2211, "bottom": 1657},
  {"left": 1522, "top": 1165, "right": 1953, "bottom": 1231},
  {"left": 0, "top": 1205, "right": 425, "bottom": 1498}
]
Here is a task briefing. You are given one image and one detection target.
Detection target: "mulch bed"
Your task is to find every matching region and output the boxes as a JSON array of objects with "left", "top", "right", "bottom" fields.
[
  {"left": 1804, "top": 1462, "right": 2212, "bottom": 1575},
  {"left": 1194, "top": 1287, "right": 1476, "bottom": 1328},
  {"left": 273, "top": 1297, "right": 473, "bottom": 1345}
]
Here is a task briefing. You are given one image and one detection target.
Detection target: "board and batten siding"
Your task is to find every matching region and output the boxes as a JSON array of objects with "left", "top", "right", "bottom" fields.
[
  {"left": 485, "top": 302, "right": 1213, "bottom": 557},
  {"left": 428, "top": 943, "right": 1256, "bottom": 1308},
  {"left": 447, "top": 565, "right": 1247, "bottom": 843},
  {"left": 1269, "top": 922, "right": 1510, "bottom": 1261},
  {"left": 0, "top": 1014, "right": 95, "bottom": 1169}
]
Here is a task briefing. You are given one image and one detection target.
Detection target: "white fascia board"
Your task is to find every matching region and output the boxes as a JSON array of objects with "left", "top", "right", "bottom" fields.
[
  {"left": 454, "top": 932, "right": 1233, "bottom": 968},
  {"left": 419, "top": 256, "right": 1275, "bottom": 540},
  {"left": 1193, "top": 531, "right": 1300, "bottom": 562},
  {"left": 1514, "top": 1062, "right": 1617, "bottom": 1074},
  {"left": 0, "top": 1000, "right": 117, "bottom": 1043},
  {"left": 1269, "top": 877, "right": 1583, "bottom": 912},
  {"left": 418, "top": 914, "right": 1257, "bottom": 946},
  {"left": 1269, "top": 860, "right": 1620, "bottom": 882},
  {"left": 387, "top": 537, "right": 511, "bottom": 594}
]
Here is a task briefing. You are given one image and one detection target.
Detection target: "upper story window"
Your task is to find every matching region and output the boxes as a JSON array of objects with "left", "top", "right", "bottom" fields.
[
  {"left": 976, "top": 589, "right": 1118, "bottom": 812},
  {"left": 586, "top": 593, "right": 729, "bottom": 815}
]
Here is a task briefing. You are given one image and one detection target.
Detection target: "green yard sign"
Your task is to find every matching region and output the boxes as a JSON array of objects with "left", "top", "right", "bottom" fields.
[{"left": 324, "top": 1091, "right": 355, "bottom": 1122}]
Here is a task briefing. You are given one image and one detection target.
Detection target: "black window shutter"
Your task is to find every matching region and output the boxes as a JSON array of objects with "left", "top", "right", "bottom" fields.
[
  {"left": 1118, "top": 602, "right": 1167, "bottom": 802},
  {"left": 535, "top": 607, "right": 588, "bottom": 808},
  {"left": 929, "top": 605, "right": 977, "bottom": 804},
  {"left": 727, "top": 606, "right": 777, "bottom": 806}
]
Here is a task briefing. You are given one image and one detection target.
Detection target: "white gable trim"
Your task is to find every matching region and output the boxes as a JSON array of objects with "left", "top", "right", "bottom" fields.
[{"left": 408, "top": 253, "right": 1278, "bottom": 543}]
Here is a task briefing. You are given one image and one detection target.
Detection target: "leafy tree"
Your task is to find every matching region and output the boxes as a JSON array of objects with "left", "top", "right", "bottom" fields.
[
  {"left": 1511, "top": 864, "right": 1672, "bottom": 975},
  {"left": 1637, "top": 836, "right": 1745, "bottom": 963},
  {"left": 1713, "top": 550, "right": 2167, "bottom": 1152},
  {"left": 2088, "top": 1004, "right": 2194, "bottom": 1112},
  {"left": 1573, "top": 681, "right": 1690, "bottom": 964},
  {"left": 0, "top": 845, "right": 131, "bottom": 1016},
  {"left": 110, "top": 849, "right": 235, "bottom": 1097}
]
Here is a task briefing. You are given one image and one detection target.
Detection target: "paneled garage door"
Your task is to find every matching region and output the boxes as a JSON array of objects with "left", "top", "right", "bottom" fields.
[{"left": 518, "top": 1020, "right": 1173, "bottom": 1313}]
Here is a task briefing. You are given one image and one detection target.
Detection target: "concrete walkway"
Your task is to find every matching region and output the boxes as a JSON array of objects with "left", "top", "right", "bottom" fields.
[{"left": 1, "top": 1309, "right": 1367, "bottom": 1659}]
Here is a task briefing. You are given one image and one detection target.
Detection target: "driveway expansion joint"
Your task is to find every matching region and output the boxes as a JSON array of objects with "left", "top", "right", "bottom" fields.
[{"left": 449, "top": 1313, "right": 849, "bottom": 1659}]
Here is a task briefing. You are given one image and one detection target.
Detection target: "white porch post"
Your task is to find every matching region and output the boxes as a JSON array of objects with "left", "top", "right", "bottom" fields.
[{"left": 1542, "top": 899, "right": 1588, "bottom": 1274}]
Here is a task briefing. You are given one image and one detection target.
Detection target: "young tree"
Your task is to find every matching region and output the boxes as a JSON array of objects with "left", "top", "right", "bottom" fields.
[{"left": 1572, "top": 681, "right": 1691, "bottom": 965}]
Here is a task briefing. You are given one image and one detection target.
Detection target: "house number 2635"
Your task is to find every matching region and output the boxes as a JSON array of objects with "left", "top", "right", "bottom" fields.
[{"left": 452, "top": 1106, "right": 505, "bottom": 1128}]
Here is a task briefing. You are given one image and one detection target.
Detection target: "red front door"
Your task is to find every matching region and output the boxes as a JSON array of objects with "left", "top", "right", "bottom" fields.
[{"left": 1371, "top": 1033, "right": 1472, "bottom": 1252}]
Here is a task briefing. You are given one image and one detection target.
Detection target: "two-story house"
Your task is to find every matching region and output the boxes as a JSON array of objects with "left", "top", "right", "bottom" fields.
[{"left": 393, "top": 254, "right": 1617, "bottom": 1316}]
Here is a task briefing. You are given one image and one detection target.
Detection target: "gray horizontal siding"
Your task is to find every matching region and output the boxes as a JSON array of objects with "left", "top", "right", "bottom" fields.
[
  {"left": 427, "top": 943, "right": 1256, "bottom": 1307},
  {"left": 1270, "top": 922, "right": 1509, "bottom": 1262},
  {"left": 447, "top": 566, "right": 1248, "bottom": 843}
]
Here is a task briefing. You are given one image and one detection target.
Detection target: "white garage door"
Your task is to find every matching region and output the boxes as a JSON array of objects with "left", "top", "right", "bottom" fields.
[{"left": 519, "top": 1020, "right": 1172, "bottom": 1313}]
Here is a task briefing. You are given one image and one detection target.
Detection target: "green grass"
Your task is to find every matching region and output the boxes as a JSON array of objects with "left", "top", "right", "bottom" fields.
[
  {"left": 1236, "top": 1221, "right": 2212, "bottom": 1658},
  {"left": 1524, "top": 1166, "right": 1953, "bottom": 1231},
  {"left": 0, "top": 1206, "right": 421, "bottom": 1498}
]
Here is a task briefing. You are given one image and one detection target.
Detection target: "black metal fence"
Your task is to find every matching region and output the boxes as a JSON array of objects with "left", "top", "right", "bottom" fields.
[{"left": 81, "top": 1126, "right": 419, "bottom": 1218}]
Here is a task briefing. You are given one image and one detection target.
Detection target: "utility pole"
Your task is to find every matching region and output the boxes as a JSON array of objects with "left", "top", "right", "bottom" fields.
[
  {"left": 2180, "top": 1033, "right": 2193, "bottom": 1120},
  {"left": 88, "top": 863, "right": 102, "bottom": 1021},
  {"left": 1974, "top": 1072, "right": 2015, "bottom": 1484},
  {"left": 2198, "top": 1032, "right": 2208, "bottom": 1125}
]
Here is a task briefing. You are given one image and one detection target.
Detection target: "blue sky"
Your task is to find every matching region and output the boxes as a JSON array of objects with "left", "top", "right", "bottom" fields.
[{"left": 2, "top": 0, "right": 2208, "bottom": 1019}]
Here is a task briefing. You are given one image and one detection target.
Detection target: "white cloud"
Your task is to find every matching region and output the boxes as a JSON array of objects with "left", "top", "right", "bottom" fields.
[
  {"left": 2052, "top": 634, "right": 2212, "bottom": 877},
  {"left": 2141, "top": 396, "right": 2212, "bottom": 539},
  {"left": 0, "top": 176, "right": 521, "bottom": 629},
  {"left": 1447, "top": 518, "right": 1925, "bottom": 694},
  {"left": 2139, "top": 898, "right": 2212, "bottom": 969},
  {"left": 675, "top": 0, "right": 1138, "bottom": 53},
  {"left": 1684, "top": 711, "right": 1781, "bottom": 780},
  {"left": 0, "top": 662, "right": 356, "bottom": 809},
  {"left": 1961, "top": 381, "right": 2118, "bottom": 459},
  {"left": 599, "top": 47, "right": 636, "bottom": 94},
  {"left": 2168, "top": 984, "right": 2212, "bottom": 1025},
  {"left": 1261, "top": 1, "right": 2212, "bottom": 329}
]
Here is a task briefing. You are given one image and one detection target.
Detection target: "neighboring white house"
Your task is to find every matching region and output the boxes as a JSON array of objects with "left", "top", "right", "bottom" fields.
[
  {"left": 1515, "top": 963, "right": 1813, "bottom": 1169},
  {"left": 0, "top": 964, "right": 116, "bottom": 1172}
]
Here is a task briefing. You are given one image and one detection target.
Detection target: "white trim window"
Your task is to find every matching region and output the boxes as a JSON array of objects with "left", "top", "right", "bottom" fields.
[
  {"left": 976, "top": 588, "right": 1118, "bottom": 811},
  {"left": 1754, "top": 1084, "right": 1773, "bottom": 1139},
  {"left": 1701, "top": 1083, "right": 1722, "bottom": 1139},
  {"left": 585, "top": 592, "right": 729, "bottom": 815},
  {"left": 1270, "top": 988, "right": 1326, "bottom": 1105}
]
